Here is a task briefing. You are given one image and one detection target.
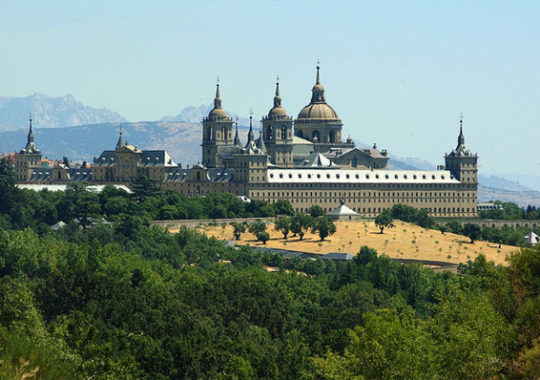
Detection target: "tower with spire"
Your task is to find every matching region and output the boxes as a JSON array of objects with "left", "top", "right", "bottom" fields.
[
  {"left": 445, "top": 115, "right": 478, "bottom": 184},
  {"left": 15, "top": 114, "right": 42, "bottom": 181},
  {"left": 202, "top": 80, "right": 235, "bottom": 168},
  {"left": 261, "top": 77, "right": 294, "bottom": 166}
]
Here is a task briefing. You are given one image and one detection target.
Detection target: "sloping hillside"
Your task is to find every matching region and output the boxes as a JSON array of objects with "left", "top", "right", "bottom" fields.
[{"left": 198, "top": 220, "right": 518, "bottom": 266}]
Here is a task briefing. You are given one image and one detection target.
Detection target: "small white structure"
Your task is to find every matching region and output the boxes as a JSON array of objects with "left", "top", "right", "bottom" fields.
[
  {"left": 327, "top": 201, "right": 360, "bottom": 221},
  {"left": 50, "top": 221, "right": 66, "bottom": 231},
  {"left": 524, "top": 231, "right": 539, "bottom": 246}
]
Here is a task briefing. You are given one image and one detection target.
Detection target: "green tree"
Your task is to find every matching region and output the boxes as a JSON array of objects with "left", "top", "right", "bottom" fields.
[
  {"left": 290, "top": 214, "right": 313, "bottom": 240},
  {"left": 130, "top": 172, "right": 160, "bottom": 202},
  {"left": 312, "top": 216, "right": 336, "bottom": 241},
  {"left": 233, "top": 222, "right": 246, "bottom": 240},
  {"left": 463, "top": 223, "right": 482, "bottom": 243},
  {"left": 248, "top": 221, "right": 266, "bottom": 237},
  {"left": 308, "top": 205, "right": 325, "bottom": 218},
  {"left": 375, "top": 209, "right": 394, "bottom": 234},
  {"left": 257, "top": 231, "right": 270, "bottom": 245},
  {"left": 274, "top": 217, "right": 291, "bottom": 239},
  {"left": 274, "top": 200, "right": 295, "bottom": 216}
]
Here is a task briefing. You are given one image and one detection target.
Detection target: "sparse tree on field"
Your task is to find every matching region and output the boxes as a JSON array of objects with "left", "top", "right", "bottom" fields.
[
  {"left": 257, "top": 231, "right": 270, "bottom": 245},
  {"left": 375, "top": 210, "right": 394, "bottom": 234},
  {"left": 248, "top": 221, "right": 266, "bottom": 237},
  {"left": 312, "top": 216, "right": 336, "bottom": 241},
  {"left": 274, "top": 217, "right": 291, "bottom": 239},
  {"left": 233, "top": 222, "right": 246, "bottom": 240},
  {"left": 439, "top": 225, "right": 447, "bottom": 235},
  {"left": 291, "top": 214, "right": 314, "bottom": 240}
]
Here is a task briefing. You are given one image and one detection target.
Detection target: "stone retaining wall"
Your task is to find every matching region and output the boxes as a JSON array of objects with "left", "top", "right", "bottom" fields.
[{"left": 150, "top": 217, "right": 275, "bottom": 229}]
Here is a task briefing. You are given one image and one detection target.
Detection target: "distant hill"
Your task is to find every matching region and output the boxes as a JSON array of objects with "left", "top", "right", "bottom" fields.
[
  {"left": 389, "top": 156, "right": 436, "bottom": 170},
  {"left": 478, "top": 186, "right": 540, "bottom": 207},
  {"left": 477, "top": 174, "right": 534, "bottom": 192},
  {"left": 0, "top": 93, "right": 126, "bottom": 130}
]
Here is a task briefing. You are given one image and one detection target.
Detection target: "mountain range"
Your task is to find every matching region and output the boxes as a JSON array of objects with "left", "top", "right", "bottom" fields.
[
  {"left": 0, "top": 93, "right": 125, "bottom": 130},
  {"left": 1, "top": 93, "right": 539, "bottom": 206}
]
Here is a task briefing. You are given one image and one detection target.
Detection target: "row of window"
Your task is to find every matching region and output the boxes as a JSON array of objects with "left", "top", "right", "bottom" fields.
[
  {"left": 289, "top": 206, "right": 474, "bottom": 214},
  {"left": 270, "top": 172, "right": 450, "bottom": 180},
  {"left": 254, "top": 190, "right": 474, "bottom": 198}
]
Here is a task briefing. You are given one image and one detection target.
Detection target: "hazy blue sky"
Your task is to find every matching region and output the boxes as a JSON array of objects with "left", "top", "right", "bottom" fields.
[{"left": 1, "top": 0, "right": 539, "bottom": 176}]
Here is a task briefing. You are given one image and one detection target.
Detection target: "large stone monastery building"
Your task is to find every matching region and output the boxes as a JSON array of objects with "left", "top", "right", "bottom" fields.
[{"left": 13, "top": 66, "right": 478, "bottom": 217}]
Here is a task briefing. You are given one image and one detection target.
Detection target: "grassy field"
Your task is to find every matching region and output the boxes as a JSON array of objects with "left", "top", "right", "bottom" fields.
[{"left": 191, "top": 220, "right": 518, "bottom": 265}]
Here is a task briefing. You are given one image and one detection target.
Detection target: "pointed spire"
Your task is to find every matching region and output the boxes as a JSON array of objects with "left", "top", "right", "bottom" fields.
[
  {"left": 234, "top": 117, "right": 241, "bottom": 146},
  {"left": 247, "top": 110, "right": 254, "bottom": 142},
  {"left": 311, "top": 61, "right": 326, "bottom": 103},
  {"left": 214, "top": 78, "right": 222, "bottom": 109},
  {"left": 24, "top": 113, "right": 39, "bottom": 153},
  {"left": 257, "top": 129, "right": 267, "bottom": 153},
  {"left": 116, "top": 129, "right": 125, "bottom": 149},
  {"left": 457, "top": 113, "right": 465, "bottom": 149},
  {"left": 27, "top": 113, "right": 34, "bottom": 143},
  {"left": 273, "top": 76, "right": 282, "bottom": 108}
]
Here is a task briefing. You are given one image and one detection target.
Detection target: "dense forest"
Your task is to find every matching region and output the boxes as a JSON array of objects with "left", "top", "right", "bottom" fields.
[{"left": 1, "top": 158, "right": 539, "bottom": 378}]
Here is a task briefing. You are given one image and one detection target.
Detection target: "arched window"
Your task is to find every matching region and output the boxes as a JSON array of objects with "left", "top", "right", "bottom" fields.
[
  {"left": 267, "top": 125, "right": 273, "bottom": 140},
  {"left": 281, "top": 125, "right": 287, "bottom": 140},
  {"left": 329, "top": 130, "right": 336, "bottom": 143},
  {"left": 221, "top": 126, "right": 227, "bottom": 141},
  {"left": 296, "top": 130, "right": 304, "bottom": 138},
  {"left": 312, "top": 130, "right": 320, "bottom": 141}
]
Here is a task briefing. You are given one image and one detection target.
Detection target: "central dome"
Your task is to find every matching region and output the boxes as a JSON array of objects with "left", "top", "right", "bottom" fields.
[{"left": 297, "top": 102, "right": 338, "bottom": 120}]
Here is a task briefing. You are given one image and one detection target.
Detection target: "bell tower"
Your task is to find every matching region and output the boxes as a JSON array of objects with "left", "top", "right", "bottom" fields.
[
  {"left": 202, "top": 80, "right": 234, "bottom": 168},
  {"left": 261, "top": 78, "right": 294, "bottom": 166}
]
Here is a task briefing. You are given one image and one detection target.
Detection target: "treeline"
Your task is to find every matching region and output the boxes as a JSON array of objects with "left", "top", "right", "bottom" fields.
[{"left": 0, "top": 218, "right": 539, "bottom": 378}]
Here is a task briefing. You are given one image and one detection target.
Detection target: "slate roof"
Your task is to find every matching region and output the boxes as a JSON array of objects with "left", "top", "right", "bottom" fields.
[
  {"left": 94, "top": 150, "right": 177, "bottom": 167},
  {"left": 27, "top": 167, "right": 92, "bottom": 183},
  {"left": 323, "top": 147, "right": 388, "bottom": 160}
]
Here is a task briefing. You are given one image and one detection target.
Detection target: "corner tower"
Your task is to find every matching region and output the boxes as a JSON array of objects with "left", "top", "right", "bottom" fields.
[
  {"left": 202, "top": 81, "right": 234, "bottom": 168},
  {"left": 294, "top": 64, "right": 345, "bottom": 151},
  {"left": 445, "top": 117, "right": 478, "bottom": 184},
  {"left": 262, "top": 78, "right": 294, "bottom": 166}
]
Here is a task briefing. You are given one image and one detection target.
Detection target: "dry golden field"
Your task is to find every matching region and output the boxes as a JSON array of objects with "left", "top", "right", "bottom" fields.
[{"left": 190, "top": 220, "right": 518, "bottom": 265}]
